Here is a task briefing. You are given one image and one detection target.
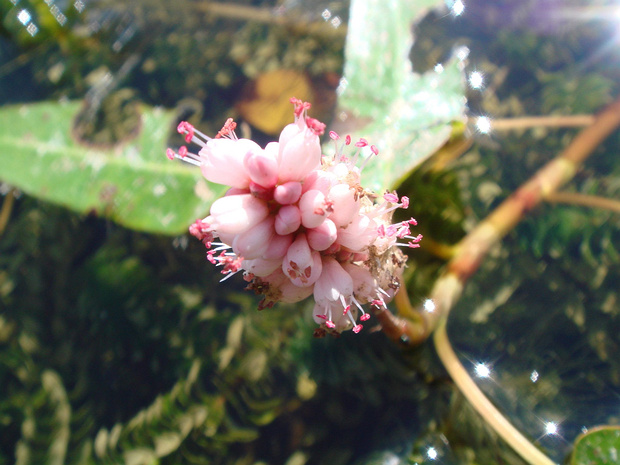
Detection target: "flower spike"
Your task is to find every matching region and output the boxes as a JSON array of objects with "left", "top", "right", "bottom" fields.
[{"left": 164, "top": 99, "right": 421, "bottom": 335}]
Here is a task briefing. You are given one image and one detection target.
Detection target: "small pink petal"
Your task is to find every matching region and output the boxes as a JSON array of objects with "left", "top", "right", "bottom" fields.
[
  {"left": 313, "top": 257, "right": 353, "bottom": 304},
  {"left": 383, "top": 192, "right": 399, "bottom": 203},
  {"left": 337, "top": 215, "right": 377, "bottom": 251},
  {"left": 306, "top": 219, "right": 337, "bottom": 251},
  {"left": 278, "top": 129, "right": 321, "bottom": 183},
  {"left": 232, "top": 217, "right": 274, "bottom": 259},
  {"left": 342, "top": 262, "right": 377, "bottom": 302},
  {"left": 263, "top": 233, "right": 294, "bottom": 260},
  {"left": 274, "top": 181, "right": 302, "bottom": 205},
  {"left": 278, "top": 278, "right": 315, "bottom": 303},
  {"left": 242, "top": 258, "right": 282, "bottom": 277},
  {"left": 208, "top": 194, "right": 269, "bottom": 235},
  {"left": 299, "top": 190, "right": 329, "bottom": 229},
  {"left": 301, "top": 170, "right": 337, "bottom": 195},
  {"left": 282, "top": 234, "right": 322, "bottom": 287},
  {"left": 326, "top": 184, "right": 359, "bottom": 227},
  {"left": 244, "top": 149, "right": 278, "bottom": 188},
  {"left": 275, "top": 205, "right": 301, "bottom": 235},
  {"left": 200, "top": 138, "right": 260, "bottom": 188}
]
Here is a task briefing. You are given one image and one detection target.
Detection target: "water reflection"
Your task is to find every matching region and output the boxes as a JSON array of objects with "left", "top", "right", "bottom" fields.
[
  {"left": 468, "top": 70, "right": 484, "bottom": 90},
  {"left": 474, "top": 362, "right": 491, "bottom": 379}
]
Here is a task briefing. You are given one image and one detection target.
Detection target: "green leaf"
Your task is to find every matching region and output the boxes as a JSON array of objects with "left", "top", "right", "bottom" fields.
[
  {"left": 571, "top": 426, "right": 620, "bottom": 465},
  {"left": 337, "top": 0, "right": 466, "bottom": 191},
  {"left": 0, "top": 101, "right": 226, "bottom": 235}
]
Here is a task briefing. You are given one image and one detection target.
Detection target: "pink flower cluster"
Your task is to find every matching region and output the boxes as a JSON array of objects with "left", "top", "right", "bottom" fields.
[{"left": 166, "top": 99, "right": 421, "bottom": 336}]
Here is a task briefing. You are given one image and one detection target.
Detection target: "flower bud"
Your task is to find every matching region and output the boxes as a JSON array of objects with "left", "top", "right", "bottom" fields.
[
  {"left": 207, "top": 194, "right": 269, "bottom": 235},
  {"left": 327, "top": 184, "right": 359, "bottom": 227},
  {"left": 275, "top": 205, "right": 301, "bottom": 235},
  {"left": 313, "top": 257, "right": 353, "bottom": 304},
  {"left": 337, "top": 215, "right": 377, "bottom": 252},
  {"left": 307, "top": 219, "right": 337, "bottom": 251},
  {"left": 200, "top": 138, "right": 261, "bottom": 188},
  {"left": 243, "top": 258, "right": 282, "bottom": 277},
  {"left": 282, "top": 233, "right": 322, "bottom": 287},
  {"left": 299, "top": 189, "right": 329, "bottom": 229},
  {"left": 274, "top": 181, "right": 302, "bottom": 205},
  {"left": 244, "top": 145, "right": 278, "bottom": 188},
  {"left": 232, "top": 217, "right": 275, "bottom": 259},
  {"left": 264, "top": 233, "right": 294, "bottom": 259},
  {"left": 278, "top": 129, "right": 321, "bottom": 183}
]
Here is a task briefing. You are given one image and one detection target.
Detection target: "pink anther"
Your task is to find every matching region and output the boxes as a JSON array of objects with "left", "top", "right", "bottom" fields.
[
  {"left": 216, "top": 118, "right": 237, "bottom": 138},
  {"left": 306, "top": 117, "right": 326, "bottom": 136},
  {"left": 384, "top": 192, "right": 399, "bottom": 203}
]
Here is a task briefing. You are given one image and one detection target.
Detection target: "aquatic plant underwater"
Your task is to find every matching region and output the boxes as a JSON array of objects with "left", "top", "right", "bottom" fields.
[{"left": 1, "top": 0, "right": 620, "bottom": 464}]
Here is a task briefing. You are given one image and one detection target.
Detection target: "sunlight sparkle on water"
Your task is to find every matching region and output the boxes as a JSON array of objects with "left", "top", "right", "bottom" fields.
[
  {"left": 330, "top": 16, "right": 342, "bottom": 28},
  {"left": 474, "top": 362, "right": 491, "bottom": 378},
  {"left": 427, "top": 447, "right": 438, "bottom": 460},
  {"left": 455, "top": 46, "right": 470, "bottom": 62},
  {"left": 17, "top": 9, "right": 31, "bottom": 24},
  {"left": 544, "top": 421, "right": 558, "bottom": 436},
  {"left": 73, "top": 0, "right": 85, "bottom": 13},
  {"left": 468, "top": 71, "right": 484, "bottom": 89},
  {"left": 17, "top": 9, "right": 32, "bottom": 26},
  {"left": 336, "top": 77, "right": 348, "bottom": 96},
  {"left": 475, "top": 116, "right": 492, "bottom": 134},
  {"left": 451, "top": 0, "right": 465, "bottom": 17},
  {"left": 17, "top": 8, "right": 38, "bottom": 36}
]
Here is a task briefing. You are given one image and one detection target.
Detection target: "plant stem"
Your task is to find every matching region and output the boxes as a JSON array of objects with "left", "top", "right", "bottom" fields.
[
  {"left": 0, "top": 189, "right": 15, "bottom": 239},
  {"left": 197, "top": 2, "right": 347, "bottom": 38},
  {"left": 417, "top": 237, "right": 458, "bottom": 260},
  {"left": 479, "top": 114, "right": 595, "bottom": 131},
  {"left": 395, "top": 95, "right": 620, "bottom": 342},
  {"left": 546, "top": 191, "right": 620, "bottom": 213},
  {"left": 434, "top": 318, "right": 557, "bottom": 465},
  {"left": 386, "top": 96, "right": 620, "bottom": 464}
]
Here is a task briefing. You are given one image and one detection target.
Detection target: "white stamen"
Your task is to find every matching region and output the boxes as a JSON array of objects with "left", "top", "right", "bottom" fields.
[
  {"left": 378, "top": 288, "right": 390, "bottom": 297},
  {"left": 219, "top": 270, "right": 240, "bottom": 282},
  {"left": 357, "top": 152, "right": 374, "bottom": 172},
  {"left": 192, "top": 127, "right": 212, "bottom": 141},
  {"left": 175, "top": 155, "right": 201, "bottom": 166}
]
